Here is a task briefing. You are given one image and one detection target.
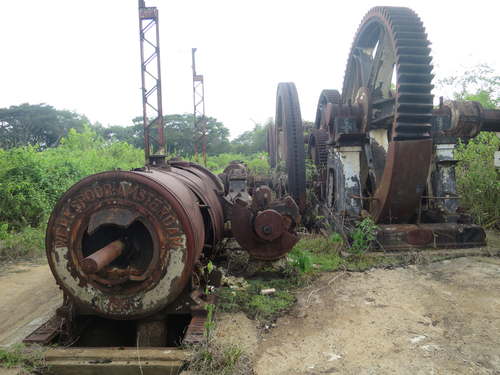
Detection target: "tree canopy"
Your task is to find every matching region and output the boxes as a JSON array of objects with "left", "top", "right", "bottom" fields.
[
  {"left": 230, "top": 123, "right": 268, "bottom": 155},
  {"left": 0, "top": 103, "right": 88, "bottom": 149}
]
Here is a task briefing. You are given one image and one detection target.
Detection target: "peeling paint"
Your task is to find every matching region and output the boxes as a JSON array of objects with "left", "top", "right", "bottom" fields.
[
  {"left": 331, "top": 146, "right": 363, "bottom": 216},
  {"left": 435, "top": 144, "right": 455, "bottom": 162},
  {"left": 53, "top": 235, "right": 187, "bottom": 317},
  {"left": 370, "top": 129, "right": 389, "bottom": 152}
]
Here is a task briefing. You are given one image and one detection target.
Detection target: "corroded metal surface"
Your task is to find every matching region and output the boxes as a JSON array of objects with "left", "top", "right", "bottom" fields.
[
  {"left": 23, "top": 315, "right": 61, "bottom": 345},
  {"left": 81, "top": 240, "right": 125, "bottom": 274},
  {"left": 254, "top": 209, "right": 285, "bottom": 242},
  {"left": 168, "top": 160, "right": 224, "bottom": 247},
  {"left": 46, "top": 169, "right": 205, "bottom": 319},
  {"left": 314, "top": 89, "right": 341, "bottom": 129},
  {"left": 308, "top": 129, "right": 329, "bottom": 166},
  {"left": 376, "top": 223, "right": 486, "bottom": 250},
  {"left": 370, "top": 139, "right": 433, "bottom": 223},
  {"left": 232, "top": 199, "right": 299, "bottom": 260},
  {"left": 341, "top": 7, "right": 434, "bottom": 223}
]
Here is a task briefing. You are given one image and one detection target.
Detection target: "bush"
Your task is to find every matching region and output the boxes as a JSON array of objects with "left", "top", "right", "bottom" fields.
[
  {"left": 0, "top": 225, "right": 45, "bottom": 260},
  {"left": 455, "top": 132, "right": 500, "bottom": 229}
]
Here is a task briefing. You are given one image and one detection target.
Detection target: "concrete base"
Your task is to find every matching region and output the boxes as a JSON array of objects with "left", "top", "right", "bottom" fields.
[{"left": 44, "top": 347, "right": 188, "bottom": 375}]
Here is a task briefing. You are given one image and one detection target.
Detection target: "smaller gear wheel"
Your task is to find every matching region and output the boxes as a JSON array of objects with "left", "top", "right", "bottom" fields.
[{"left": 308, "top": 129, "right": 329, "bottom": 167}]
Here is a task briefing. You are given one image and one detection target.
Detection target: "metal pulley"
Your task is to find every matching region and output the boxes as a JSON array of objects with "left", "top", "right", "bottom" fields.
[{"left": 220, "top": 162, "right": 301, "bottom": 260}]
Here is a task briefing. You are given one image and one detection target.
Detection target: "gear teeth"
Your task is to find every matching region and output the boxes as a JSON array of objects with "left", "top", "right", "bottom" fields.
[
  {"left": 342, "top": 6, "right": 434, "bottom": 140},
  {"left": 309, "top": 129, "right": 329, "bottom": 166}
]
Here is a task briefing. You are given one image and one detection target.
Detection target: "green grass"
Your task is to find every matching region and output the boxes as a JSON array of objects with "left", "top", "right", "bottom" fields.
[
  {"left": 217, "top": 276, "right": 303, "bottom": 322},
  {"left": 216, "top": 233, "right": 418, "bottom": 323},
  {"left": 290, "top": 234, "right": 343, "bottom": 272},
  {"left": 186, "top": 342, "right": 253, "bottom": 375},
  {"left": 0, "top": 344, "right": 47, "bottom": 373}
]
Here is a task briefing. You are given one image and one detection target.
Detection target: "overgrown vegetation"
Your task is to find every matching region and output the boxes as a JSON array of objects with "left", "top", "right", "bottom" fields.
[
  {"left": 455, "top": 132, "right": 500, "bottom": 229},
  {"left": 438, "top": 63, "right": 500, "bottom": 229},
  {"left": 347, "top": 217, "right": 378, "bottom": 256},
  {"left": 0, "top": 344, "right": 47, "bottom": 374},
  {"left": 186, "top": 342, "right": 253, "bottom": 375},
  {"left": 216, "top": 226, "right": 390, "bottom": 324},
  {"left": 217, "top": 277, "right": 300, "bottom": 322}
]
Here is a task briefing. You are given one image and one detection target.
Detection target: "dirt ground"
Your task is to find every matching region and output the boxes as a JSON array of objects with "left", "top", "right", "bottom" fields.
[
  {"left": 217, "top": 256, "right": 500, "bottom": 375},
  {"left": 0, "top": 262, "right": 61, "bottom": 347},
  {"left": 1, "top": 256, "right": 500, "bottom": 374}
]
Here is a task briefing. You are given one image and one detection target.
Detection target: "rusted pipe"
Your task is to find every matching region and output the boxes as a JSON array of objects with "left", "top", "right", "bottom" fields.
[
  {"left": 482, "top": 109, "right": 500, "bottom": 132},
  {"left": 81, "top": 240, "right": 125, "bottom": 274}
]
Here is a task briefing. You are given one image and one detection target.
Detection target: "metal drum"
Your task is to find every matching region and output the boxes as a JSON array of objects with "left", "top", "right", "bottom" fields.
[{"left": 45, "top": 166, "right": 220, "bottom": 319}]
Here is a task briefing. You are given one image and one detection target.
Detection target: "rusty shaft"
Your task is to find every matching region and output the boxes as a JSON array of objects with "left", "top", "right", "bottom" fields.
[{"left": 81, "top": 240, "right": 125, "bottom": 274}]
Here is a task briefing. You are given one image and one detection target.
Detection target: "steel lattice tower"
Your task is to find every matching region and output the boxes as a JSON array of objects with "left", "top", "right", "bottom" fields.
[
  {"left": 192, "top": 48, "right": 207, "bottom": 165},
  {"left": 138, "top": 0, "right": 165, "bottom": 165}
]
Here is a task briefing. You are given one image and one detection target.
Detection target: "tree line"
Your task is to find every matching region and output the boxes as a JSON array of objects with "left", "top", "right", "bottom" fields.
[{"left": 0, "top": 104, "right": 267, "bottom": 156}]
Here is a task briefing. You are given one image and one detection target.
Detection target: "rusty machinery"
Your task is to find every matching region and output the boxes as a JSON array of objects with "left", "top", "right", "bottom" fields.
[
  {"left": 23, "top": 2, "right": 300, "bottom": 347},
  {"left": 267, "top": 6, "right": 500, "bottom": 250}
]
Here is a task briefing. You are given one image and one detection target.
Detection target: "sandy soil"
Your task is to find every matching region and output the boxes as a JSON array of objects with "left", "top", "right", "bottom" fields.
[
  {"left": 0, "top": 262, "right": 61, "bottom": 347},
  {"left": 217, "top": 257, "right": 500, "bottom": 375}
]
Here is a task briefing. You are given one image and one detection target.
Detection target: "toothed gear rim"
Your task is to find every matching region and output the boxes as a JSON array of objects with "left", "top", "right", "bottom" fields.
[
  {"left": 275, "top": 82, "right": 307, "bottom": 210},
  {"left": 308, "top": 129, "right": 329, "bottom": 166},
  {"left": 342, "top": 6, "right": 434, "bottom": 140}
]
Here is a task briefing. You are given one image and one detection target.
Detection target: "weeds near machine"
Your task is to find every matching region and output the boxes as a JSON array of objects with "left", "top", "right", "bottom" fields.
[
  {"left": 186, "top": 341, "right": 253, "bottom": 375},
  {"left": 347, "top": 218, "right": 378, "bottom": 256},
  {"left": 0, "top": 344, "right": 47, "bottom": 374}
]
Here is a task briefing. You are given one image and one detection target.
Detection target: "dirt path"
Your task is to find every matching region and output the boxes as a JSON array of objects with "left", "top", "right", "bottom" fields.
[
  {"left": 0, "top": 262, "right": 61, "bottom": 347},
  {"left": 217, "top": 257, "right": 500, "bottom": 374}
]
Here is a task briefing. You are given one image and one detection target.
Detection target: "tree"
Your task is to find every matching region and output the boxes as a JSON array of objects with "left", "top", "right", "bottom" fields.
[
  {"left": 164, "top": 114, "right": 231, "bottom": 155},
  {"left": 438, "top": 63, "right": 500, "bottom": 108},
  {"left": 0, "top": 103, "right": 88, "bottom": 149},
  {"left": 94, "top": 121, "right": 144, "bottom": 149},
  {"left": 230, "top": 122, "right": 268, "bottom": 155},
  {"left": 97, "top": 114, "right": 231, "bottom": 156}
]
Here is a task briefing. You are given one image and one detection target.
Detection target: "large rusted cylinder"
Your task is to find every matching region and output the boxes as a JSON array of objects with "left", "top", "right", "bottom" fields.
[{"left": 46, "top": 163, "right": 224, "bottom": 320}]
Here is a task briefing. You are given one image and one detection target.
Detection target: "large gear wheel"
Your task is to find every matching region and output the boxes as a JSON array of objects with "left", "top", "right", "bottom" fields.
[
  {"left": 314, "top": 89, "right": 341, "bottom": 129},
  {"left": 342, "top": 6, "right": 434, "bottom": 223},
  {"left": 275, "top": 82, "right": 307, "bottom": 211}
]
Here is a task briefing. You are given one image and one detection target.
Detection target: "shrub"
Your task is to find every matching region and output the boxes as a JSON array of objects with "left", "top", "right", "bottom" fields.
[{"left": 455, "top": 132, "right": 500, "bottom": 229}]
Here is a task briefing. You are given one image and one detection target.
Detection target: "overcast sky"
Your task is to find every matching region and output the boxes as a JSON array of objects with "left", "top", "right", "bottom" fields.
[{"left": 1, "top": 0, "right": 499, "bottom": 138}]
